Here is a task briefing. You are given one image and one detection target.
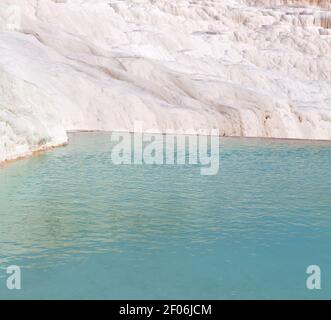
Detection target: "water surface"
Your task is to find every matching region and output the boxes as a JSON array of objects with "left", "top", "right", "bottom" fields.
[{"left": 0, "top": 133, "right": 330, "bottom": 299}]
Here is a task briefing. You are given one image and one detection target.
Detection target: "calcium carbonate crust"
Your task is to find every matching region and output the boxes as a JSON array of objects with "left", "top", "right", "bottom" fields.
[{"left": 0, "top": 0, "right": 331, "bottom": 162}]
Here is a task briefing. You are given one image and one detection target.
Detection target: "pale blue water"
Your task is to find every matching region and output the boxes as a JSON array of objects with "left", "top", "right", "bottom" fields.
[{"left": 0, "top": 133, "right": 330, "bottom": 300}]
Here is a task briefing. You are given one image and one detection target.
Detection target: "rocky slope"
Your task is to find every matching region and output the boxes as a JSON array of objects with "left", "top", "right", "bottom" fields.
[{"left": 0, "top": 0, "right": 331, "bottom": 162}]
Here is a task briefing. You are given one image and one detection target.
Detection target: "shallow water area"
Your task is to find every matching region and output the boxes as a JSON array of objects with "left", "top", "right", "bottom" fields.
[{"left": 0, "top": 132, "right": 330, "bottom": 299}]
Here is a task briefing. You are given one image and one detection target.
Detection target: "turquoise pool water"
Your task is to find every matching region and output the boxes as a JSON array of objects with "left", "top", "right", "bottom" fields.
[{"left": 0, "top": 133, "right": 330, "bottom": 299}]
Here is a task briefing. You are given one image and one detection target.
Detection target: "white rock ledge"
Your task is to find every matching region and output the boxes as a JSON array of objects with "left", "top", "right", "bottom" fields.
[{"left": 0, "top": 0, "right": 331, "bottom": 163}]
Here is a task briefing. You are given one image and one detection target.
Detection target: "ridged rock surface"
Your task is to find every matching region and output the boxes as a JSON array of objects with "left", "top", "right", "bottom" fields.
[{"left": 1, "top": 0, "right": 331, "bottom": 162}]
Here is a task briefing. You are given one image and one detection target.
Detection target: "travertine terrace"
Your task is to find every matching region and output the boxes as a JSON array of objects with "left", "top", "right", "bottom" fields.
[{"left": 1, "top": 0, "right": 331, "bottom": 162}]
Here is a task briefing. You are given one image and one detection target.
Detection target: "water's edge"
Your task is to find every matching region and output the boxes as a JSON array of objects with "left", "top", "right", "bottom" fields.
[{"left": 2, "top": 130, "right": 331, "bottom": 168}]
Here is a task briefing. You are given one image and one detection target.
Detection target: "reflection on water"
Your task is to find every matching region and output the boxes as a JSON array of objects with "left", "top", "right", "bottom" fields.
[{"left": 0, "top": 133, "right": 331, "bottom": 299}]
